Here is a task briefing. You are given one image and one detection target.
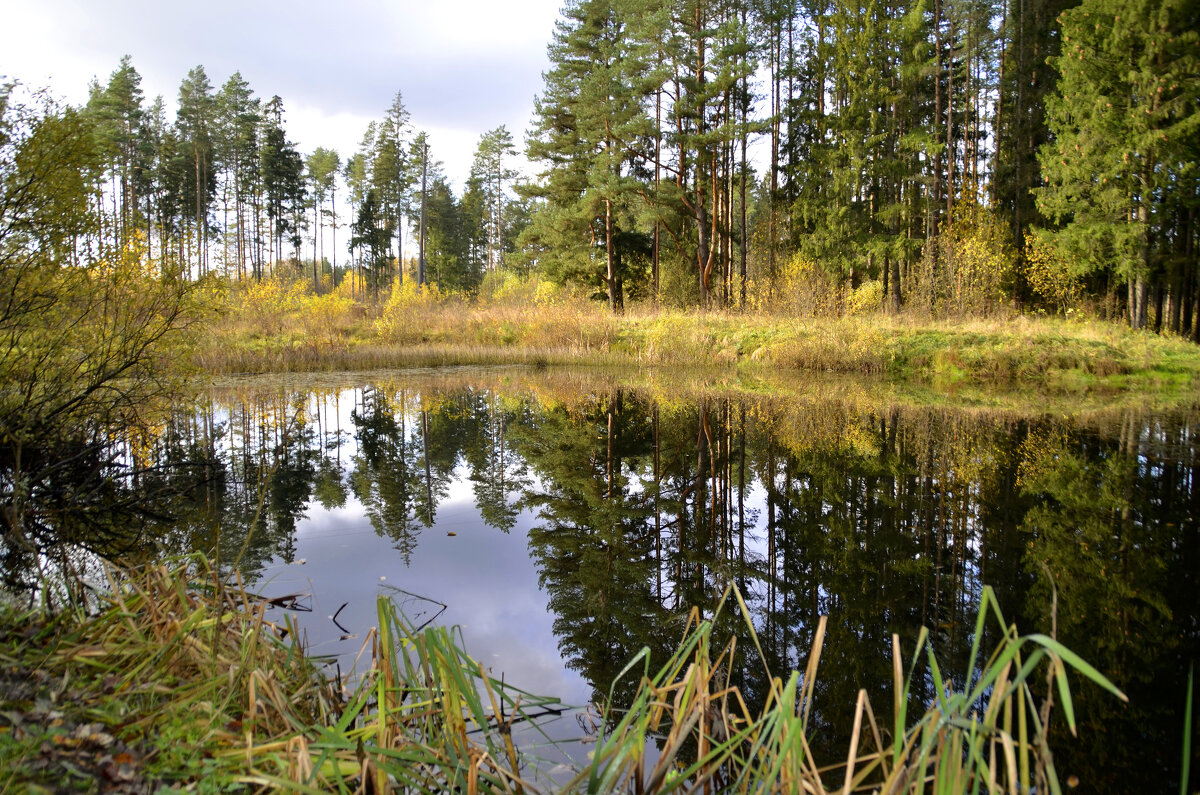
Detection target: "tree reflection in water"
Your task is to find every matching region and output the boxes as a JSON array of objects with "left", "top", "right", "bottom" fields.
[{"left": 10, "top": 374, "right": 1195, "bottom": 794}]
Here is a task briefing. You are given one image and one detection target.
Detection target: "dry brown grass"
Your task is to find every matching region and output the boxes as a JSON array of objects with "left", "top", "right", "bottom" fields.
[
  {"left": 2, "top": 558, "right": 1128, "bottom": 794},
  {"left": 193, "top": 274, "right": 1200, "bottom": 396}
]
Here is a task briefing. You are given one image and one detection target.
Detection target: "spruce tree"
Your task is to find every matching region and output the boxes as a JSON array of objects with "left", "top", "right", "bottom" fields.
[
  {"left": 350, "top": 189, "right": 392, "bottom": 293},
  {"left": 1037, "top": 0, "right": 1199, "bottom": 328},
  {"left": 994, "top": 0, "right": 1079, "bottom": 249}
]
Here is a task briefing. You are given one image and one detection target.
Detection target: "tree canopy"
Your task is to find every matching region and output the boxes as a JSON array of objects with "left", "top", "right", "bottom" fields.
[{"left": 2, "top": 0, "right": 1198, "bottom": 330}]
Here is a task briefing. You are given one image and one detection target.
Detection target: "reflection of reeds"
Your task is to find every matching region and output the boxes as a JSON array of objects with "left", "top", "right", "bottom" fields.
[{"left": 2, "top": 557, "right": 1126, "bottom": 793}]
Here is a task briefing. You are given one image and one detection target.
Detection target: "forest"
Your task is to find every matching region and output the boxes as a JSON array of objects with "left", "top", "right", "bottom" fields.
[
  {"left": 2, "top": 0, "right": 1197, "bottom": 330},
  {"left": 3, "top": 0, "right": 1199, "bottom": 787}
]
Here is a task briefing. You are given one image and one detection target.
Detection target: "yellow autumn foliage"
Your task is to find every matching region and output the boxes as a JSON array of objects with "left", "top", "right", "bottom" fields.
[
  {"left": 1023, "top": 232, "right": 1081, "bottom": 314},
  {"left": 375, "top": 279, "right": 451, "bottom": 341},
  {"left": 910, "top": 202, "right": 1015, "bottom": 317},
  {"left": 846, "top": 279, "right": 883, "bottom": 316},
  {"left": 767, "top": 253, "right": 842, "bottom": 317},
  {"left": 234, "top": 275, "right": 310, "bottom": 334}
]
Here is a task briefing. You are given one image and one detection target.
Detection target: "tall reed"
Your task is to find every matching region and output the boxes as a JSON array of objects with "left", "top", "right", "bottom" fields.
[
  {"left": 570, "top": 585, "right": 1126, "bottom": 794},
  {"left": 2, "top": 557, "right": 1130, "bottom": 793}
]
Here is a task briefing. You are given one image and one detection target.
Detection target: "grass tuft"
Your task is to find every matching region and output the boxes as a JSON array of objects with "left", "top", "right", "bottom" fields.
[{"left": 0, "top": 557, "right": 1135, "bottom": 793}]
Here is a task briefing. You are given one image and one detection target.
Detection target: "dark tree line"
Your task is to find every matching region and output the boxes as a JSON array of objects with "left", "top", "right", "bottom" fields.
[
  {"left": 11, "top": 0, "right": 1199, "bottom": 330},
  {"left": 524, "top": 0, "right": 1199, "bottom": 330}
]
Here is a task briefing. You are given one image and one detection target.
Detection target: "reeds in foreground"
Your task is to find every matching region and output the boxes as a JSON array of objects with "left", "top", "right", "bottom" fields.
[
  {"left": 0, "top": 557, "right": 1128, "bottom": 793},
  {"left": 573, "top": 586, "right": 1127, "bottom": 795}
]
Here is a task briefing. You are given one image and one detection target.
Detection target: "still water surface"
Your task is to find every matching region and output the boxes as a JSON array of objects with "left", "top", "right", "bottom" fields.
[{"left": 145, "top": 369, "right": 1198, "bottom": 792}]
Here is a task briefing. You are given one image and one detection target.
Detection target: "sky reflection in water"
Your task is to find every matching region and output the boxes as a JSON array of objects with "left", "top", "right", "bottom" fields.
[
  {"left": 258, "top": 485, "right": 591, "bottom": 707},
  {"left": 172, "top": 372, "right": 1199, "bottom": 793}
]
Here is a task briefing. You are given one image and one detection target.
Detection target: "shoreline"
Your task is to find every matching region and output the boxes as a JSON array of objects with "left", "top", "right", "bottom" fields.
[{"left": 193, "top": 307, "right": 1200, "bottom": 400}]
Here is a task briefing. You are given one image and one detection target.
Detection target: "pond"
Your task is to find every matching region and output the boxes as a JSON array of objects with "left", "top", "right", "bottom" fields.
[{"left": 17, "top": 367, "right": 1200, "bottom": 792}]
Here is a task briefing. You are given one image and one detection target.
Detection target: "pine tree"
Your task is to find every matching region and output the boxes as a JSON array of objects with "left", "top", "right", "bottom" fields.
[
  {"left": 384, "top": 93, "right": 412, "bottom": 278},
  {"left": 374, "top": 92, "right": 411, "bottom": 283},
  {"left": 85, "top": 55, "right": 145, "bottom": 250},
  {"left": 136, "top": 96, "right": 168, "bottom": 263},
  {"left": 406, "top": 143, "right": 474, "bottom": 293},
  {"left": 657, "top": 0, "right": 755, "bottom": 305},
  {"left": 343, "top": 125, "right": 375, "bottom": 282},
  {"left": 406, "top": 133, "right": 433, "bottom": 287},
  {"left": 306, "top": 147, "right": 340, "bottom": 289},
  {"left": 259, "top": 96, "right": 305, "bottom": 271},
  {"left": 469, "top": 126, "right": 517, "bottom": 275},
  {"left": 525, "top": 0, "right": 658, "bottom": 309},
  {"left": 175, "top": 66, "right": 218, "bottom": 276},
  {"left": 523, "top": 0, "right": 609, "bottom": 295},
  {"left": 216, "top": 72, "right": 261, "bottom": 279}
]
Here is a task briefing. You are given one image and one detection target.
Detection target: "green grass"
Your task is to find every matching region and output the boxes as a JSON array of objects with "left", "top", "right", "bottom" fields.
[
  {"left": 1, "top": 555, "right": 1133, "bottom": 794},
  {"left": 193, "top": 287, "right": 1200, "bottom": 400}
]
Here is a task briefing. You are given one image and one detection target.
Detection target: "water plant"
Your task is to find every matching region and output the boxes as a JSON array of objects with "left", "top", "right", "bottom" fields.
[
  {"left": 573, "top": 585, "right": 1127, "bottom": 794},
  {"left": 0, "top": 556, "right": 1131, "bottom": 793}
]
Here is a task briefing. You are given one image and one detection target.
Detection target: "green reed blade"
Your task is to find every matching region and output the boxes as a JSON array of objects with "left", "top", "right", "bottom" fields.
[
  {"left": 1025, "top": 633, "right": 1128, "bottom": 702},
  {"left": 966, "top": 639, "right": 1027, "bottom": 707},
  {"left": 966, "top": 586, "right": 994, "bottom": 694},
  {"left": 928, "top": 647, "right": 949, "bottom": 709},
  {"left": 1052, "top": 656, "right": 1079, "bottom": 736},
  {"left": 1183, "top": 662, "right": 1194, "bottom": 795},
  {"left": 729, "top": 582, "right": 776, "bottom": 694},
  {"left": 893, "top": 625, "right": 928, "bottom": 761}
]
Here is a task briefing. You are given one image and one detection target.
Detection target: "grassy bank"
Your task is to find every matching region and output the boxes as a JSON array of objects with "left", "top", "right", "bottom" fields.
[
  {"left": 1, "top": 556, "right": 1126, "bottom": 793},
  {"left": 193, "top": 276, "right": 1200, "bottom": 395}
]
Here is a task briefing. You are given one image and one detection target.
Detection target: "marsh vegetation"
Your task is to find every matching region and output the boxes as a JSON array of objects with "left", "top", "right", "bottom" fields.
[{"left": 4, "top": 371, "right": 1197, "bottom": 791}]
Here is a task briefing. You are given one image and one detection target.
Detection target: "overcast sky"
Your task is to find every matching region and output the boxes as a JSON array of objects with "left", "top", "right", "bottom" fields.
[{"left": 0, "top": 0, "right": 564, "bottom": 190}]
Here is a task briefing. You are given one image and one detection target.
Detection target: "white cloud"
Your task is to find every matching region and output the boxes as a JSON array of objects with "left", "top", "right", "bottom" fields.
[{"left": 0, "top": 0, "right": 561, "bottom": 189}]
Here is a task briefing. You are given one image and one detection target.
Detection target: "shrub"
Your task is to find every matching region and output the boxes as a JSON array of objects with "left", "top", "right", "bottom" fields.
[
  {"left": 1024, "top": 231, "right": 1082, "bottom": 315},
  {"left": 301, "top": 291, "right": 357, "bottom": 347},
  {"left": 374, "top": 279, "right": 452, "bottom": 342},
  {"left": 234, "top": 276, "right": 308, "bottom": 334},
  {"left": 847, "top": 279, "right": 884, "bottom": 316},
  {"left": 768, "top": 253, "right": 842, "bottom": 317},
  {"left": 909, "top": 203, "right": 1015, "bottom": 317}
]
